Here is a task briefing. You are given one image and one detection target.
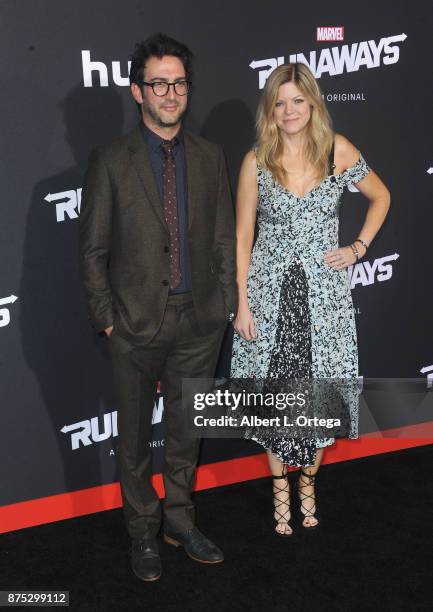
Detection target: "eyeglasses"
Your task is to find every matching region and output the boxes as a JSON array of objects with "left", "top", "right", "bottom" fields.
[{"left": 142, "top": 80, "right": 191, "bottom": 96}]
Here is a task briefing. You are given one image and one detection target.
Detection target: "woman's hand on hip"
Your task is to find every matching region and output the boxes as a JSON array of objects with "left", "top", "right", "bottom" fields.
[{"left": 324, "top": 246, "right": 361, "bottom": 270}]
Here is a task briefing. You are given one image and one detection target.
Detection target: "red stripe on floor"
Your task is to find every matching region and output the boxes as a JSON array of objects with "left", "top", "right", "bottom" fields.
[{"left": 1, "top": 431, "right": 432, "bottom": 534}]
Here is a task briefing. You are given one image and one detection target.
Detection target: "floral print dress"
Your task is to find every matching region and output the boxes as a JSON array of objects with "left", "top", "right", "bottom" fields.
[{"left": 231, "top": 152, "right": 370, "bottom": 466}]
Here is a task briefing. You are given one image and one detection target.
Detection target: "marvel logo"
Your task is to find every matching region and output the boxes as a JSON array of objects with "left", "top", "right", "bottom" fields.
[{"left": 316, "top": 27, "right": 344, "bottom": 42}]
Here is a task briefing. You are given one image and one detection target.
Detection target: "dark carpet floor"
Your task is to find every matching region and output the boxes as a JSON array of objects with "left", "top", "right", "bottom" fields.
[{"left": 1, "top": 444, "right": 432, "bottom": 612}]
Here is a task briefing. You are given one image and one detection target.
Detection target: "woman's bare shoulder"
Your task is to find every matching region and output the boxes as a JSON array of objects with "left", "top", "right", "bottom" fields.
[
  {"left": 334, "top": 133, "right": 361, "bottom": 171},
  {"left": 243, "top": 149, "right": 257, "bottom": 165},
  {"left": 239, "top": 149, "right": 258, "bottom": 176}
]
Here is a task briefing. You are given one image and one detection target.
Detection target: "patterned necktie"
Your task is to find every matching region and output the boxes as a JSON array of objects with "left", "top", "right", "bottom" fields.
[{"left": 161, "top": 140, "right": 181, "bottom": 290}]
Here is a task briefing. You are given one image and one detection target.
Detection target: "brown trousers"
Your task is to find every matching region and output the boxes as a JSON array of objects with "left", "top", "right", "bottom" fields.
[{"left": 109, "top": 292, "right": 225, "bottom": 539}]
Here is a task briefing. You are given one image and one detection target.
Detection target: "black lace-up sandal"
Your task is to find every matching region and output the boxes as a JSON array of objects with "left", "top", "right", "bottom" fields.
[
  {"left": 297, "top": 469, "right": 319, "bottom": 529},
  {"left": 272, "top": 473, "right": 293, "bottom": 537}
]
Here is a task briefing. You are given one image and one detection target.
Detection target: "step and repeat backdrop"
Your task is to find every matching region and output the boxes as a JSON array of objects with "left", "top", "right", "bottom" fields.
[{"left": 1, "top": 0, "right": 432, "bottom": 522}]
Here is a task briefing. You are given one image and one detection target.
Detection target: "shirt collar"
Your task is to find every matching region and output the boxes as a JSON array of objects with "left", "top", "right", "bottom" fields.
[{"left": 140, "top": 121, "right": 184, "bottom": 153}]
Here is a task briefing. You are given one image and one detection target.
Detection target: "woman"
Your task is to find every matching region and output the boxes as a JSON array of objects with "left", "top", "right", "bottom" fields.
[{"left": 231, "top": 63, "right": 390, "bottom": 536}]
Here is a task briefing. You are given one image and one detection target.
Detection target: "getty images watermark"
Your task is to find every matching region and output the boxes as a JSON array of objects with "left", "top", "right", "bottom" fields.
[
  {"left": 182, "top": 378, "right": 359, "bottom": 439},
  {"left": 182, "top": 377, "right": 433, "bottom": 440},
  {"left": 193, "top": 387, "right": 341, "bottom": 431}
]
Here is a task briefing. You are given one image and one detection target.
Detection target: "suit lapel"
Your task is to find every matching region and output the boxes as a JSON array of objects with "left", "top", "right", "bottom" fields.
[
  {"left": 127, "top": 125, "right": 168, "bottom": 234},
  {"left": 184, "top": 132, "right": 202, "bottom": 230}
]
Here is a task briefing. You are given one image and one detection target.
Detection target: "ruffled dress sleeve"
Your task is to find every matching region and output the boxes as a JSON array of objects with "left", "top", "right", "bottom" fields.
[{"left": 336, "top": 153, "right": 370, "bottom": 188}]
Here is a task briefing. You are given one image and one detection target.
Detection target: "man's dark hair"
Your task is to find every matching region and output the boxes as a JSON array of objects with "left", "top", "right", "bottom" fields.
[{"left": 130, "top": 33, "right": 194, "bottom": 86}]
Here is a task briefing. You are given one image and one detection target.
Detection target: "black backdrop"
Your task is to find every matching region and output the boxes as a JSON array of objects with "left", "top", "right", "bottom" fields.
[{"left": 1, "top": 0, "right": 432, "bottom": 509}]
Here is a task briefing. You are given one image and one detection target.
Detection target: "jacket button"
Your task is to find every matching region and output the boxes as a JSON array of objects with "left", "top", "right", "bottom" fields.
[
  {"left": 164, "top": 246, "right": 169, "bottom": 253},
  {"left": 162, "top": 280, "right": 169, "bottom": 286}
]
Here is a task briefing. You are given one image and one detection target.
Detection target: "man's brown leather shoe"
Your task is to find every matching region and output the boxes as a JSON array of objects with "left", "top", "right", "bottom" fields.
[{"left": 164, "top": 527, "right": 224, "bottom": 564}]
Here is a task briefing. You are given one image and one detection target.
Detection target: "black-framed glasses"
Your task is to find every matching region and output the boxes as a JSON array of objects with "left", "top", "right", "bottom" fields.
[{"left": 142, "top": 80, "right": 191, "bottom": 96}]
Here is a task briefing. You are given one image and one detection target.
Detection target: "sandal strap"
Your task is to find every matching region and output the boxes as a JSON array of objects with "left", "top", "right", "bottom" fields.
[
  {"left": 272, "top": 473, "right": 291, "bottom": 525},
  {"left": 300, "top": 469, "right": 317, "bottom": 481},
  {"left": 298, "top": 470, "right": 317, "bottom": 518}
]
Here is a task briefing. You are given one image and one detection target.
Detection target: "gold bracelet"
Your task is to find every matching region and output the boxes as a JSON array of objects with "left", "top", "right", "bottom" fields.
[
  {"left": 354, "top": 238, "right": 368, "bottom": 250},
  {"left": 350, "top": 243, "right": 359, "bottom": 261}
]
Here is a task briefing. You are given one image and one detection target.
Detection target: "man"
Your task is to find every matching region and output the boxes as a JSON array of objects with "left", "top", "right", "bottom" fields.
[{"left": 79, "top": 33, "right": 237, "bottom": 582}]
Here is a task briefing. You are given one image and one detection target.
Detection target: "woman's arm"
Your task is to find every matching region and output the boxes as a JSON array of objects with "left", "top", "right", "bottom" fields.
[
  {"left": 324, "top": 134, "right": 391, "bottom": 270},
  {"left": 233, "top": 150, "right": 259, "bottom": 340}
]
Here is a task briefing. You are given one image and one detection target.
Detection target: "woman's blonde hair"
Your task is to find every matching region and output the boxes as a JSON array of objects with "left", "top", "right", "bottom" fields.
[{"left": 256, "top": 63, "right": 334, "bottom": 185}]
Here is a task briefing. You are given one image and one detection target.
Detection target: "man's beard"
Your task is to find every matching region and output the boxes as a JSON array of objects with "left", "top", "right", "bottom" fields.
[{"left": 143, "top": 101, "right": 188, "bottom": 128}]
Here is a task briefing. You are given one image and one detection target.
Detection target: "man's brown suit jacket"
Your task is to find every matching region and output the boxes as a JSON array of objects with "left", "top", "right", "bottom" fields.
[{"left": 79, "top": 124, "right": 237, "bottom": 345}]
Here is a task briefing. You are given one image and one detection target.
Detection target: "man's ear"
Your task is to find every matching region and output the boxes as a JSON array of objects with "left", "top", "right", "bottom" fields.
[{"left": 130, "top": 83, "right": 143, "bottom": 105}]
